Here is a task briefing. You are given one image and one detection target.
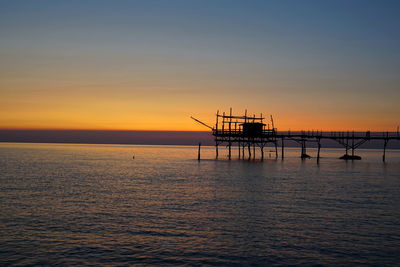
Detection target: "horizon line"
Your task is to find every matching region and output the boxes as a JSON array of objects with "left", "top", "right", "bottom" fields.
[{"left": 0, "top": 128, "right": 398, "bottom": 133}]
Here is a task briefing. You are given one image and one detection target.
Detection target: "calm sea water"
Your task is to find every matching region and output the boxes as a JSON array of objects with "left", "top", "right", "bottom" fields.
[{"left": 1, "top": 143, "right": 399, "bottom": 266}]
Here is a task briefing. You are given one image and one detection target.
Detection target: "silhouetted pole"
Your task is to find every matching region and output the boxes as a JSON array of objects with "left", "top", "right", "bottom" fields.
[
  {"left": 317, "top": 139, "right": 321, "bottom": 163},
  {"left": 383, "top": 133, "right": 389, "bottom": 162},
  {"left": 228, "top": 108, "right": 232, "bottom": 160},
  {"left": 215, "top": 110, "right": 219, "bottom": 159},
  {"left": 198, "top": 142, "right": 201, "bottom": 161},
  {"left": 236, "top": 121, "right": 240, "bottom": 159},
  {"left": 261, "top": 146, "right": 264, "bottom": 160},
  {"left": 281, "top": 138, "right": 285, "bottom": 159},
  {"left": 383, "top": 141, "right": 387, "bottom": 162},
  {"left": 301, "top": 139, "right": 307, "bottom": 159}
]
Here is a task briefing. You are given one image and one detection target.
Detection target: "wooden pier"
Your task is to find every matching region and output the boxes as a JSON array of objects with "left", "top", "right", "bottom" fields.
[{"left": 191, "top": 109, "right": 400, "bottom": 162}]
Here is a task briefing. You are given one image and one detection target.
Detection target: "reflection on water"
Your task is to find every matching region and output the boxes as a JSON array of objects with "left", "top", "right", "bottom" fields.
[{"left": 0, "top": 143, "right": 399, "bottom": 265}]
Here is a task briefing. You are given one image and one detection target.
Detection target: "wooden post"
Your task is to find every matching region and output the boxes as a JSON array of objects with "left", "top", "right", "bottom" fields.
[
  {"left": 275, "top": 142, "right": 278, "bottom": 158},
  {"left": 215, "top": 110, "right": 219, "bottom": 159},
  {"left": 383, "top": 138, "right": 388, "bottom": 162},
  {"left": 301, "top": 139, "right": 308, "bottom": 159},
  {"left": 222, "top": 112, "right": 225, "bottom": 132},
  {"left": 281, "top": 138, "right": 285, "bottom": 159},
  {"left": 198, "top": 142, "right": 201, "bottom": 160},
  {"left": 261, "top": 146, "right": 264, "bottom": 160},
  {"left": 216, "top": 110, "right": 219, "bottom": 133},
  {"left": 228, "top": 108, "right": 232, "bottom": 160},
  {"left": 317, "top": 139, "right": 321, "bottom": 163},
  {"left": 383, "top": 141, "right": 386, "bottom": 162},
  {"left": 248, "top": 143, "right": 251, "bottom": 159},
  {"left": 300, "top": 141, "right": 303, "bottom": 158}
]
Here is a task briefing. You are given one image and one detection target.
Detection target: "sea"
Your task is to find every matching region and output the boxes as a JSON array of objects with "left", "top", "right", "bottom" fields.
[{"left": 1, "top": 143, "right": 399, "bottom": 266}]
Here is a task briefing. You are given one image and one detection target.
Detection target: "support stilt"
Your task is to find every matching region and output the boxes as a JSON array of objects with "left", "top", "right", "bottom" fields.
[
  {"left": 281, "top": 138, "right": 285, "bottom": 159},
  {"left": 198, "top": 142, "right": 201, "bottom": 161},
  {"left": 261, "top": 146, "right": 264, "bottom": 160},
  {"left": 300, "top": 141, "right": 304, "bottom": 158},
  {"left": 301, "top": 139, "right": 310, "bottom": 159},
  {"left": 383, "top": 139, "right": 388, "bottom": 162},
  {"left": 228, "top": 108, "right": 232, "bottom": 160}
]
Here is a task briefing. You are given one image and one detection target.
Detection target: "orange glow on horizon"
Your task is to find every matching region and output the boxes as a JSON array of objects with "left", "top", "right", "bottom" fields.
[
  {"left": 1, "top": 1, "right": 399, "bottom": 135},
  {"left": 0, "top": 110, "right": 397, "bottom": 132}
]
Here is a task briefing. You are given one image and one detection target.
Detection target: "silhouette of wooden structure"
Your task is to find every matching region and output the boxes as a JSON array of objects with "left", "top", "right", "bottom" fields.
[{"left": 191, "top": 109, "right": 400, "bottom": 162}]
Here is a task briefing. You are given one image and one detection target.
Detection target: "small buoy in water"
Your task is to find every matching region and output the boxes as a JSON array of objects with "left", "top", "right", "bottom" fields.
[{"left": 132, "top": 155, "right": 135, "bottom": 159}]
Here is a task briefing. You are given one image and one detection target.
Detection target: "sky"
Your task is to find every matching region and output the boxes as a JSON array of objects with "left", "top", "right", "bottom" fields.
[{"left": 1, "top": 0, "right": 399, "bottom": 131}]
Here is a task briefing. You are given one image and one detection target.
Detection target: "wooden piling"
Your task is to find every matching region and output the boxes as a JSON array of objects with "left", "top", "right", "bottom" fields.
[
  {"left": 198, "top": 142, "right": 201, "bottom": 160},
  {"left": 228, "top": 108, "right": 232, "bottom": 160},
  {"left": 383, "top": 134, "right": 389, "bottom": 162},
  {"left": 383, "top": 141, "right": 387, "bottom": 162},
  {"left": 261, "top": 146, "right": 264, "bottom": 160}
]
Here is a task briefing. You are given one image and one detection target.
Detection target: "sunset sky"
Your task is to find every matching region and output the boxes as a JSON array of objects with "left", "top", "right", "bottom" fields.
[{"left": 1, "top": 0, "right": 399, "bottom": 131}]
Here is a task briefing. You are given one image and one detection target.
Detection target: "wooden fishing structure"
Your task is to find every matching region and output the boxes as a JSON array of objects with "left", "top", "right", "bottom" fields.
[{"left": 191, "top": 109, "right": 400, "bottom": 162}]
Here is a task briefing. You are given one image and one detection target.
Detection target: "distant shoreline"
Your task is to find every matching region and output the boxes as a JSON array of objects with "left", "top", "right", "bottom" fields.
[{"left": 1, "top": 129, "right": 399, "bottom": 149}]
